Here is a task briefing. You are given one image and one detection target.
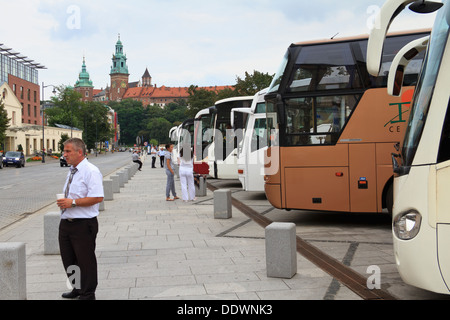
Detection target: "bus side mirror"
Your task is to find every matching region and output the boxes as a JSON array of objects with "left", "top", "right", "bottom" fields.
[
  {"left": 388, "top": 36, "right": 429, "bottom": 96},
  {"left": 409, "top": 0, "right": 443, "bottom": 14},
  {"left": 392, "top": 66, "right": 405, "bottom": 97}
]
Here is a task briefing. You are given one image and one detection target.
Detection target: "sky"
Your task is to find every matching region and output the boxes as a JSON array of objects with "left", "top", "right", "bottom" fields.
[{"left": 0, "top": 0, "right": 438, "bottom": 100}]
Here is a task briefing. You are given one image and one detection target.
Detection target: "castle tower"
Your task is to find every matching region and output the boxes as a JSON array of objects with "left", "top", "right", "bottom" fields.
[
  {"left": 142, "top": 68, "right": 152, "bottom": 87},
  {"left": 74, "top": 56, "right": 94, "bottom": 101},
  {"left": 110, "top": 34, "right": 129, "bottom": 101}
]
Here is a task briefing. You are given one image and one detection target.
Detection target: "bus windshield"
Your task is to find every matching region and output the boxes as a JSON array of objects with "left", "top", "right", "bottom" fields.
[
  {"left": 402, "top": 7, "right": 450, "bottom": 168},
  {"left": 266, "top": 32, "right": 428, "bottom": 147},
  {"left": 268, "top": 51, "right": 289, "bottom": 94}
]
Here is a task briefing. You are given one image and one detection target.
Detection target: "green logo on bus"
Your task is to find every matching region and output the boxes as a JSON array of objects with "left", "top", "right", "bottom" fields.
[{"left": 385, "top": 102, "right": 411, "bottom": 128}]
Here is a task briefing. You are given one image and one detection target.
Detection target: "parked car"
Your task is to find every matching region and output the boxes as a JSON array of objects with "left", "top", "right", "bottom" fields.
[
  {"left": 0, "top": 152, "right": 3, "bottom": 169},
  {"left": 60, "top": 155, "right": 69, "bottom": 167},
  {"left": 3, "top": 151, "right": 25, "bottom": 168}
]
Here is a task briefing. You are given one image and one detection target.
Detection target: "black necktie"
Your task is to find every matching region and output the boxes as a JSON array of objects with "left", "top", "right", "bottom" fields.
[{"left": 62, "top": 168, "right": 78, "bottom": 214}]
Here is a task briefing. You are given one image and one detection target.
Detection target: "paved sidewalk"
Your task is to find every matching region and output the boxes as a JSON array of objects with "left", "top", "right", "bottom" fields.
[{"left": 0, "top": 158, "right": 360, "bottom": 300}]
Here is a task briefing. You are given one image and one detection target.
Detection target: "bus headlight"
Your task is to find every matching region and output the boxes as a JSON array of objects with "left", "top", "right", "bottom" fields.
[{"left": 393, "top": 210, "right": 422, "bottom": 240}]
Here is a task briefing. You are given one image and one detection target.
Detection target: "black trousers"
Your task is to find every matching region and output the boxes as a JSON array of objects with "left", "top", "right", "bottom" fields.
[
  {"left": 152, "top": 157, "right": 156, "bottom": 168},
  {"left": 59, "top": 217, "right": 98, "bottom": 300},
  {"left": 160, "top": 156, "right": 165, "bottom": 168},
  {"left": 133, "top": 160, "right": 143, "bottom": 170}
]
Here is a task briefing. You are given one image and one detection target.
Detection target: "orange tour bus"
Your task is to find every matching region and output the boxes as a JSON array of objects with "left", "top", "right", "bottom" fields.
[
  {"left": 263, "top": 30, "right": 429, "bottom": 214},
  {"left": 368, "top": 0, "right": 449, "bottom": 294}
]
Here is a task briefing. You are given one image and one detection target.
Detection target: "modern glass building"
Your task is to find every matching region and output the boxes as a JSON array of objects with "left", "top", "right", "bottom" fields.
[{"left": 0, "top": 43, "right": 44, "bottom": 85}]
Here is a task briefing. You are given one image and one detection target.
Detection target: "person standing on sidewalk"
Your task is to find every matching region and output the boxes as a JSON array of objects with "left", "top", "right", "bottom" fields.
[
  {"left": 151, "top": 145, "right": 157, "bottom": 168},
  {"left": 158, "top": 147, "right": 165, "bottom": 168},
  {"left": 165, "top": 144, "right": 179, "bottom": 201},
  {"left": 179, "top": 146, "right": 196, "bottom": 202},
  {"left": 56, "top": 138, "right": 104, "bottom": 300},
  {"left": 132, "top": 150, "right": 143, "bottom": 171}
]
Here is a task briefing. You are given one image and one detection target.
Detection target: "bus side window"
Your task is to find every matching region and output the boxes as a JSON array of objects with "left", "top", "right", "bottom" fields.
[{"left": 437, "top": 99, "right": 450, "bottom": 163}]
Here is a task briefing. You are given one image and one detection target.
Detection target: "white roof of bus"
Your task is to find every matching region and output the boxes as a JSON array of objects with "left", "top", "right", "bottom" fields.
[
  {"left": 195, "top": 107, "right": 213, "bottom": 119},
  {"left": 291, "top": 28, "right": 430, "bottom": 47},
  {"left": 246, "top": 88, "right": 269, "bottom": 113},
  {"left": 215, "top": 95, "right": 253, "bottom": 106}
]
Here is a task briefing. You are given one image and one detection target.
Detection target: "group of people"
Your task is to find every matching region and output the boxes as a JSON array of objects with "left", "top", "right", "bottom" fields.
[
  {"left": 132, "top": 144, "right": 197, "bottom": 203},
  {"left": 164, "top": 144, "right": 197, "bottom": 203}
]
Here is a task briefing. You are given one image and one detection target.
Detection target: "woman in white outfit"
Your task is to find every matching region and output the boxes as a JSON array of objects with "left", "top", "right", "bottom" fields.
[{"left": 179, "top": 147, "right": 196, "bottom": 202}]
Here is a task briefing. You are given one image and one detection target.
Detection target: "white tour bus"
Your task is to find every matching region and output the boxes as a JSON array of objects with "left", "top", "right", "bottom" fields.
[
  {"left": 368, "top": 0, "right": 449, "bottom": 294},
  {"left": 207, "top": 96, "right": 253, "bottom": 179},
  {"left": 232, "top": 89, "right": 270, "bottom": 192},
  {"left": 193, "top": 106, "right": 216, "bottom": 175}
]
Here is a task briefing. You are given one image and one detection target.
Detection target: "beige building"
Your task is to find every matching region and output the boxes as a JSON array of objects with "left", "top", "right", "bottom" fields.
[{"left": 1, "top": 82, "right": 82, "bottom": 156}]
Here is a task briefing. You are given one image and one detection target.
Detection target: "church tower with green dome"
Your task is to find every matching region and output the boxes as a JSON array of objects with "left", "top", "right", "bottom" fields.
[
  {"left": 110, "top": 34, "right": 130, "bottom": 101},
  {"left": 74, "top": 56, "right": 94, "bottom": 101}
]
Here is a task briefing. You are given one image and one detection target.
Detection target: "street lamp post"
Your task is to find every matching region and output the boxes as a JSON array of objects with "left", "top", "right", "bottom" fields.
[{"left": 41, "top": 83, "right": 56, "bottom": 163}]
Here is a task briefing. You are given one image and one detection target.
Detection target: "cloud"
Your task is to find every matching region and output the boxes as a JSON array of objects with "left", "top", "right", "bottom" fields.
[{"left": 0, "top": 0, "right": 438, "bottom": 99}]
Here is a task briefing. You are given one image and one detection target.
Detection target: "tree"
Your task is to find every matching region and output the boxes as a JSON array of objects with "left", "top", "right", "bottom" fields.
[
  {"left": 58, "top": 133, "right": 70, "bottom": 153},
  {"left": 234, "top": 70, "right": 274, "bottom": 96},
  {"left": 111, "top": 99, "right": 145, "bottom": 145},
  {"left": 0, "top": 100, "right": 10, "bottom": 148},
  {"left": 80, "top": 102, "right": 114, "bottom": 150},
  {"left": 186, "top": 85, "right": 219, "bottom": 118},
  {"left": 147, "top": 117, "right": 173, "bottom": 144},
  {"left": 46, "top": 86, "right": 84, "bottom": 129}
]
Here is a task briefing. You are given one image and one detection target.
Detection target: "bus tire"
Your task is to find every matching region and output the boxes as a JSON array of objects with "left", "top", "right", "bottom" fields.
[{"left": 386, "top": 183, "right": 393, "bottom": 215}]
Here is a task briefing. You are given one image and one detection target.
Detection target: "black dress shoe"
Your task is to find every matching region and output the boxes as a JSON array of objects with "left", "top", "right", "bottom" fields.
[{"left": 62, "top": 290, "right": 81, "bottom": 299}]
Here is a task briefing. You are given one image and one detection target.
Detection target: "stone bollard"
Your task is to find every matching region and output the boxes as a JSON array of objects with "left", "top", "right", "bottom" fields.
[
  {"left": 265, "top": 222, "right": 297, "bottom": 279},
  {"left": 131, "top": 163, "right": 138, "bottom": 175},
  {"left": 195, "top": 175, "right": 207, "bottom": 197},
  {"left": 103, "top": 179, "right": 114, "bottom": 201},
  {"left": 127, "top": 165, "right": 134, "bottom": 178},
  {"left": 110, "top": 175, "right": 120, "bottom": 193},
  {"left": 118, "top": 170, "right": 128, "bottom": 187},
  {"left": 99, "top": 200, "right": 105, "bottom": 212},
  {"left": 0, "top": 242, "right": 27, "bottom": 300},
  {"left": 44, "top": 212, "right": 61, "bottom": 255},
  {"left": 214, "top": 189, "right": 232, "bottom": 219}
]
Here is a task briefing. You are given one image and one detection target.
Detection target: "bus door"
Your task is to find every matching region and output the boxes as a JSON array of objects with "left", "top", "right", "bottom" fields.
[
  {"left": 348, "top": 144, "right": 377, "bottom": 212},
  {"left": 246, "top": 115, "right": 269, "bottom": 191}
]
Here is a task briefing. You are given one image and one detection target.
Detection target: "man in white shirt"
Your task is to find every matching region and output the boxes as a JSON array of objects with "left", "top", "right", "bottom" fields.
[
  {"left": 158, "top": 148, "right": 165, "bottom": 168},
  {"left": 57, "top": 138, "right": 104, "bottom": 300},
  {"left": 151, "top": 146, "right": 157, "bottom": 168}
]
